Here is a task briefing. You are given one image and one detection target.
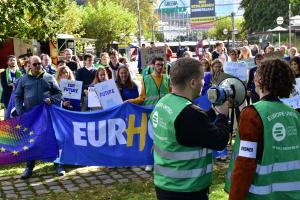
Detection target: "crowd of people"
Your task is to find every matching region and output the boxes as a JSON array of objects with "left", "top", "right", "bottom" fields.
[{"left": 0, "top": 40, "right": 299, "bottom": 200}]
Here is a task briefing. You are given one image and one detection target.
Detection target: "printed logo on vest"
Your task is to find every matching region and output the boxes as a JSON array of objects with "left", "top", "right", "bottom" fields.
[
  {"left": 152, "top": 111, "right": 159, "bottom": 128},
  {"left": 272, "top": 123, "right": 286, "bottom": 142}
]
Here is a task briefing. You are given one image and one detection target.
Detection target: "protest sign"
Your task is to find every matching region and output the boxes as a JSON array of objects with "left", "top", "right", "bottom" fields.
[
  {"left": 94, "top": 79, "right": 123, "bottom": 109},
  {"left": 88, "top": 87, "right": 101, "bottom": 108},
  {"left": 59, "top": 80, "right": 82, "bottom": 100},
  {"left": 281, "top": 95, "right": 300, "bottom": 109},
  {"left": 241, "top": 58, "right": 256, "bottom": 69},
  {"left": 295, "top": 78, "right": 300, "bottom": 95},
  {"left": 224, "top": 62, "right": 248, "bottom": 81},
  {"left": 141, "top": 46, "right": 166, "bottom": 67}
]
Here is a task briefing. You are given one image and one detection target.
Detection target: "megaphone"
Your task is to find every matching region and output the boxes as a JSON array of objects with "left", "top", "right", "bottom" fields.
[{"left": 207, "top": 77, "right": 247, "bottom": 107}]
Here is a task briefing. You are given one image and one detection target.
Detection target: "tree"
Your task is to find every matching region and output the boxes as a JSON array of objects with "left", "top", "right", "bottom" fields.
[
  {"left": 82, "top": 1, "right": 137, "bottom": 51},
  {"left": 0, "top": 0, "right": 83, "bottom": 41},
  {"left": 241, "top": 0, "right": 300, "bottom": 33},
  {"left": 87, "top": 0, "right": 156, "bottom": 41},
  {"left": 208, "top": 17, "right": 246, "bottom": 41}
]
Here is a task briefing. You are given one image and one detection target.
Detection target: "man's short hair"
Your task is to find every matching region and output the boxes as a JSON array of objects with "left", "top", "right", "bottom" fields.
[
  {"left": 152, "top": 57, "right": 164, "bottom": 65},
  {"left": 170, "top": 58, "right": 203, "bottom": 89},
  {"left": 7, "top": 55, "right": 16, "bottom": 61},
  {"left": 215, "top": 42, "right": 223, "bottom": 47},
  {"left": 109, "top": 49, "right": 118, "bottom": 57},
  {"left": 40, "top": 53, "right": 49, "bottom": 60},
  {"left": 83, "top": 53, "right": 93, "bottom": 61}
]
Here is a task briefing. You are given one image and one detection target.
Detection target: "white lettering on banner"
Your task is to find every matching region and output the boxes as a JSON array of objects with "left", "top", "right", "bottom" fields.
[
  {"left": 239, "top": 140, "right": 257, "bottom": 158},
  {"left": 108, "top": 118, "right": 127, "bottom": 146},
  {"left": 73, "top": 122, "right": 87, "bottom": 146},
  {"left": 87, "top": 121, "right": 106, "bottom": 147}
]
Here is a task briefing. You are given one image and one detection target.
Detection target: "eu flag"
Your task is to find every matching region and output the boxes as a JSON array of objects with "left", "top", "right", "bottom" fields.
[{"left": 0, "top": 104, "right": 58, "bottom": 165}]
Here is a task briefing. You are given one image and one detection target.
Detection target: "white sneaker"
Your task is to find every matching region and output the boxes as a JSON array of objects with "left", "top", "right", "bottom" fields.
[{"left": 145, "top": 165, "right": 153, "bottom": 172}]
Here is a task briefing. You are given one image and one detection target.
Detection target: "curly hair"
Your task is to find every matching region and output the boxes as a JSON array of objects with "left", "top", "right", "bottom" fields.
[{"left": 256, "top": 58, "right": 295, "bottom": 98}]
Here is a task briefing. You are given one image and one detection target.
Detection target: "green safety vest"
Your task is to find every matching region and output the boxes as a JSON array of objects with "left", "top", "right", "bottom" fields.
[
  {"left": 226, "top": 101, "right": 300, "bottom": 199},
  {"left": 143, "top": 74, "right": 169, "bottom": 106},
  {"left": 151, "top": 94, "right": 213, "bottom": 192}
]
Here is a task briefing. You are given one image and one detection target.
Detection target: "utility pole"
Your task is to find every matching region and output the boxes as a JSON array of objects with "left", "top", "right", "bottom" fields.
[
  {"left": 231, "top": 12, "right": 235, "bottom": 49},
  {"left": 289, "top": 3, "right": 292, "bottom": 48},
  {"left": 137, "top": 0, "right": 142, "bottom": 48}
]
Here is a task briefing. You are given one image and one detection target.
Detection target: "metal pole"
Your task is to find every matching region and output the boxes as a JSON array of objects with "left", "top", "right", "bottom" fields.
[
  {"left": 231, "top": 12, "right": 235, "bottom": 48},
  {"left": 137, "top": 0, "right": 142, "bottom": 48},
  {"left": 289, "top": 3, "right": 292, "bottom": 48}
]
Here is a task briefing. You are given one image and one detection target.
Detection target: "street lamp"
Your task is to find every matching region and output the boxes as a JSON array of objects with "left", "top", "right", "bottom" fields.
[
  {"left": 276, "top": 16, "right": 284, "bottom": 46},
  {"left": 223, "top": 28, "right": 238, "bottom": 50},
  {"left": 137, "top": 0, "right": 142, "bottom": 48}
]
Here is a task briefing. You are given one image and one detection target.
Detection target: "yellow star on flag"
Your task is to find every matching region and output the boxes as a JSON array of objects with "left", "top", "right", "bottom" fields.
[
  {"left": 29, "top": 131, "right": 34, "bottom": 135},
  {"left": 23, "top": 146, "right": 28, "bottom": 150},
  {"left": 12, "top": 151, "right": 18, "bottom": 156},
  {"left": 0, "top": 147, "right": 6, "bottom": 152},
  {"left": 29, "top": 139, "right": 34, "bottom": 143},
  {"left": 15, "top": 125, "right": 21, "bottom": 129},
  {"left": 23, "top": 128, "right": 28, "bottom": 132}
]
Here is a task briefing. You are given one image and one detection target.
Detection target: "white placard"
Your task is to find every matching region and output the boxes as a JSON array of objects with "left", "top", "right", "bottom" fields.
[
  {"left": 295, "top": 78, "right": 300, "bottom": 95},
  {"left": 224, "top": 62, "right": 247, "bottom": 81},
  {"left": 281, "top": 95, "right": 300, "bottom": 109},
  {"left": 241, "top": 58, "right": 255, "bottom": 69},
  {"left": 141, "top": 46, "right": 166, "bottom": 67},
  {"left": 94, "top": 79, "right": 123, "bottom": 109},
  {"left": 59, "top": 79, "right": 82, "bottom": 100},
  {"left": 88, "top": 87, "right": 101, "bottom": 108}
]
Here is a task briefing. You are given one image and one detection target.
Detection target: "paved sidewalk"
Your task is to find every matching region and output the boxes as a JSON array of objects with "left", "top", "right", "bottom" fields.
[{"left": 0, "top": 166, "right": 152, "bottom": 199}]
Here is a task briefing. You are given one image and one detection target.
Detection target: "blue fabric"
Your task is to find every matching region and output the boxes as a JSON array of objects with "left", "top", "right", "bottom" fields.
[
  {"left": 193, "top": 95, "right": 212, "bottom": 111},
  {"left": 0, "top": 104, "right": 58, "bottom": 165},
  {"left": 120, "top": 86, "right": 139, "bottom": 101},
  {"left": 5, "top": 79, "right": 20, "bottom": 119},
  {"left": 49, "top": 102, "right": 154, "bottom": 166},
  {"left": 201, "top": 72, "right": 212, "bottom": 96}
]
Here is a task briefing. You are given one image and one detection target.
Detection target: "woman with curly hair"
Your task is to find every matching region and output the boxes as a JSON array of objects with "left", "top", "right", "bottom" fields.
[{"left": 229, "top": 58, "right": 300, "bottom": 200}]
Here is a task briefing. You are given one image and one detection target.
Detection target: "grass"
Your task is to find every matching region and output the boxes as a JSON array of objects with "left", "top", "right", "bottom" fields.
[{"left": 0, "top": 160, "right": 229, "bottom": 200}]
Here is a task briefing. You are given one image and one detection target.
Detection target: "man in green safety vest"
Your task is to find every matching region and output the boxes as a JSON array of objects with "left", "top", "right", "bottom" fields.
[
  {"left": 228, "top": 58, "right": 300, "bottom": 200},
  {"left": 150, "top": 58, "right": 230, "bottom": 200},
  {"left": 128, "top": 56, "right": 171, "bottom": 171}
]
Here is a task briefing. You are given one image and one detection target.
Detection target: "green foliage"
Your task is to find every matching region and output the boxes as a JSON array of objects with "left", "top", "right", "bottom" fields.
[
  {"left": 241, "top": 0, "right": 300, "bottom": 33},
  {"left": 0, "top": 0, "right": 83, "bottom": 41},
  {"left": 81, "top": 1, "right": 137, "bottom": 51},
  {"left": 208, "top": 17, "right": 246, "bottom": 40}
]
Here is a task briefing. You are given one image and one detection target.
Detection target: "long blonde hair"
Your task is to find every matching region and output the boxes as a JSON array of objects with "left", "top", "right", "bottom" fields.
[{"left": 56, "top": 65, "right": 75, "bottom": 84}]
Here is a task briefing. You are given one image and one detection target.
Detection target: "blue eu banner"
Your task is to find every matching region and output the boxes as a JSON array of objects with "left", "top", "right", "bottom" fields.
[{"left": 49, "top": 102, "right": 154, "bottom": 166}]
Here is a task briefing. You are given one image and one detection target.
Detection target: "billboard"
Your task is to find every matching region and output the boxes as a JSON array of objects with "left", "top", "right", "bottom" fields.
[
  {"left": 191, "top": 0, "right": 215, "bottom": 29},
  {"left": 157, "top": 0, "right": 189, "bottom": 13}
]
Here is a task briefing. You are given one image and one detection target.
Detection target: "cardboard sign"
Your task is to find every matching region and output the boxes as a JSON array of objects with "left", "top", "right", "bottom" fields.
[
  {"left": 224, "top": 62, "right": 248, "bottom": 81},
  {"left": 141, "top": 46, "right": 166, "bottom": 67},
  {"left": 94, "top": 79, "right": 123, "bottom": 109},
  {"left": 60, "top": 79, "right": 82, "bottom": 100},
  {"left": 241, "top": 58, "right": 256, "bottom": 69},
  {"left": 88, "top": 87, "right": 101, "bottom": 108},
  {"left": 295, "top": 78, "right": 300, "bottom": 95},
  {"left": 281, "top": 95, "right": 300, "bottom": 109}
]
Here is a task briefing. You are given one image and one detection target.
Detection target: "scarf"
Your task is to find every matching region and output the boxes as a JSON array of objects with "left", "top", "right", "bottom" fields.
[{"left": 6, "top": 66, "right": 22, "bottom": 84}]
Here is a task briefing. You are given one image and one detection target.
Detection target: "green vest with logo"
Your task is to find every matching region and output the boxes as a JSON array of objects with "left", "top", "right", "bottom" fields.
[
  {"left": 226, "top": 101, "right": 300, "bottom": 199},
  {"left": 151, "top": 94, "right": 213, "bottom": 192},
  {"left": 143, "top": 74, "right": 169, "bottom": 106}
]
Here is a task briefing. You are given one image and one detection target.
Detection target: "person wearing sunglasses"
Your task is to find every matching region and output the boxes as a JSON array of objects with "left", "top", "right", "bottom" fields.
[{"left": 14, "top": 55, "right": 62, "bottom": 179}]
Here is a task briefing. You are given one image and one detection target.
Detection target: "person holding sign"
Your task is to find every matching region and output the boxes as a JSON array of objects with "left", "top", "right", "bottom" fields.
[
  {"left": 151, "top": 58, "right": 230, "bottom": 200},
  {"left": 85, "top": 67, "right": 108, "bottom": 110},
  {"left": 116, "top": 66, "right": 138, "bottom": 101},
  {"left": 56, "top": 65, "right": 81, "bottom": 111},
  {"left": 229, "top": 58, "right": 300, "bottom": 200}
]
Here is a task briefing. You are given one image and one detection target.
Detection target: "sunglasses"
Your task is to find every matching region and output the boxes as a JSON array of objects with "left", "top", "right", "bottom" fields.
[{"left": 32, "top": 62, "right": 42, "bottom": 67}]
